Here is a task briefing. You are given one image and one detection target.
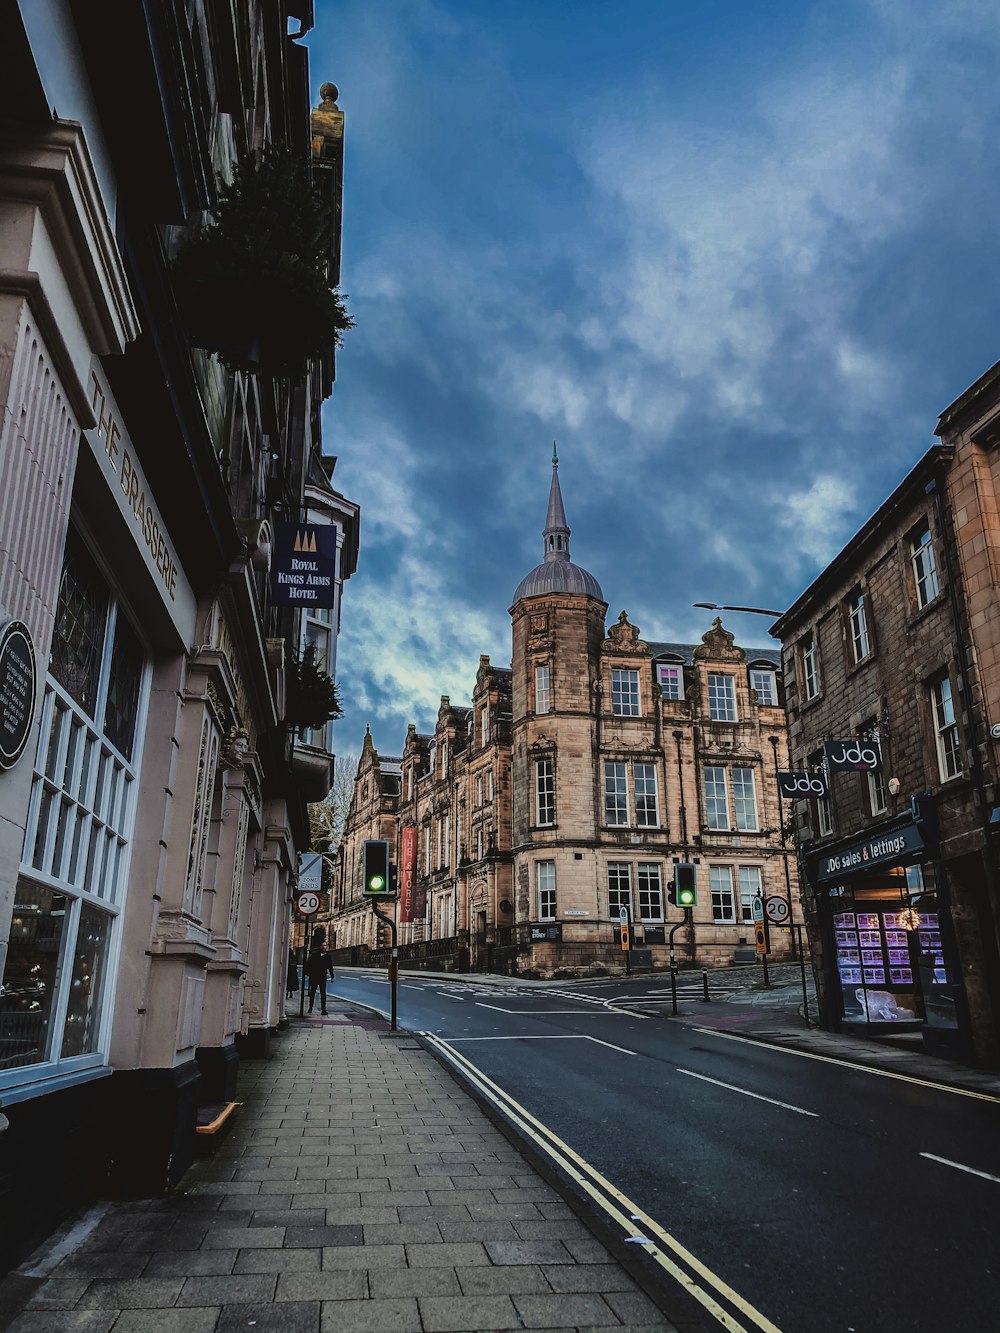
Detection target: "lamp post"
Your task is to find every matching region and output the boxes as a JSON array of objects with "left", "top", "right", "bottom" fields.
[{"left": 768, "top": 733, "right": 798, "bottom": 961}]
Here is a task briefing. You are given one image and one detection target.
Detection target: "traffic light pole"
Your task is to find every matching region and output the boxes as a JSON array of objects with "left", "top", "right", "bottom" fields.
[
  {"left": 371, "top": 899, "right": 398, "bottom": 1031},
  {"left": 668, "top": 909, "right": 692, "bottom": 1016}
]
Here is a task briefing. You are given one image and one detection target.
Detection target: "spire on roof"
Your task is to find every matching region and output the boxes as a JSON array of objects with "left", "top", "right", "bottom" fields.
[{"left": 543, "top": 446, "right": 570, "bottom": 564}]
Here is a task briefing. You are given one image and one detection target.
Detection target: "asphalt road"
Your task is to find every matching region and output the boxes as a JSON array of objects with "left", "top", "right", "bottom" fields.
[{"left": 329, "top": 968, "right": 1000, "bottom": 1333}]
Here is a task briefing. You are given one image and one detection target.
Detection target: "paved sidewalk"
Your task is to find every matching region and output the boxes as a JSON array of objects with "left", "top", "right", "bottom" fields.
[{"left": 4, "top": 1002, "right": 681, "bottom": 1333}]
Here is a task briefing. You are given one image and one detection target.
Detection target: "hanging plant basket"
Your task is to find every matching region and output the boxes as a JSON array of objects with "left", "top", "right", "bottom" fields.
[
  {"left": 285, "top": 643, "right": 343, "bottom": 730},
  {"left": 172, "top": 144, "right": 354, "bottom": 377}
]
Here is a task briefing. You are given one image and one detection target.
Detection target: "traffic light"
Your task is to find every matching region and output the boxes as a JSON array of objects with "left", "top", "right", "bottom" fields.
[
  {"left": 363, "top": 840, "right": 390, "bottom": 896},
  {"left": 669, "top": 863, "right": 698, "bottom": 908}
]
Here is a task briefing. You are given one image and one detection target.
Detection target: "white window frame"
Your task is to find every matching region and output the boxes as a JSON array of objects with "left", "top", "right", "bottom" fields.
[
  {"left": 604, "top": 761, "right": 629, "bottom": 826},
  {"left": 862, "top": 722, "right": 886, "bottom": 814},
  {"left": 535, "top": 664, "right": 551, "bottom": 714},
  {"left": 480, "top": 707, "right": 489, "bottom": 746},
  {"left": 657, "top": 663, "right": 683, "bottom": 701},
  {"left": 911, "top": 522, "right": 940, "bottom": 609},
  {"left": 802, "top": 634, "right": 820, "bottom": 700},
  {"left": 749, "top": 669, "right": 777, "bottom": 706},
  {"left": 704, "top": 766, "right": 729, "bottom": 830},
  {"left": 708, "top": 673, "right": 737, "bottom": 722},
  {"left": 931, "top": 675, "right": 962, "bottom": 781},
  {"left": 809, "top": 756, "right": 834, "bottom": 836},
  {"left": 709, "top": 865, "right": 736, "bottom": 923},
  {"left": 637, "top": 864, "right": 664, "bottom": 922},
  {"left": 536, "top": 861, "right": 556, "bottom": 920},
  {"left": 300, "top": 603, "right": 334, "bottom": 750},
  {"left": 611, "top": 669, "right": 640, "bottom": 716},
  {"left": 607, "top": 862, "right": 633, "bottom": 918},
  {"left": 535, "top": 757, "right": 555, "bottom": 826},
  {"left": 737, "top": 865, "right": 762, "bottom": 923},
  {"left": 731, "top": 767, "right": 759, "bottom": 832},
  {"left": 634, "top": 762, "right": 659, "bottom": 827},
  {"left": 848, "top": 589, "right": 872, "bottom": 663}
]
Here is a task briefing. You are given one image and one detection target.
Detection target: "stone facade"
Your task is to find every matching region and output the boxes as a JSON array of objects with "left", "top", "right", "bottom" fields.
[{"left": 330, "top": 460, "right": 800, "bottom": 976}]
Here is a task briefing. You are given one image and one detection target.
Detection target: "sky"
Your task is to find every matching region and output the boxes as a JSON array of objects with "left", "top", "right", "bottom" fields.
[{"left": 305, "top": 0, "right": 1000, "bottom": 765}]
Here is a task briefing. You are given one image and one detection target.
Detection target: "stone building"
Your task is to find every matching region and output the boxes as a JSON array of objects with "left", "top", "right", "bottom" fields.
[
  {"left": 772, "top": 440, "right": 1000, "bottom": 1066},
  {"left": 331, "top": 456, "right": 799, "bottom": 976},
  {"left": 0, "top": 1, "right": 357, "bottom": 1269}
]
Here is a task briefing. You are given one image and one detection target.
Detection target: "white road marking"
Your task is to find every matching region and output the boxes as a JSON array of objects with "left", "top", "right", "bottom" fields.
[
  {"left": 422, "top": 1032, "right": 784, "bottom": 1333},
  {"left": 448, "top": 1033, "right": 635, "bottom": 1055},
  {"left": 920, "top": 1153, "right": 1000, "bottom": 1184},
  {"left": 677, "top": 1068, "right": 818, "bottom": 1117},
  {"left": 693, "top": 1027, "right": 1000, "bottom": 1103}
]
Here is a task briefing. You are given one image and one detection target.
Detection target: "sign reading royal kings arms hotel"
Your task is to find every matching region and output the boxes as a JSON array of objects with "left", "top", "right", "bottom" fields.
[{"left": 271, "top": 523, "right": 337, "bottom": 609}]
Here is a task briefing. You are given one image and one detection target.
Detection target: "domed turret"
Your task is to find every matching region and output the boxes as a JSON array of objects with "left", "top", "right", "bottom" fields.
[{"left": 511, "top": 446, "right": 603, "bottom": 603}]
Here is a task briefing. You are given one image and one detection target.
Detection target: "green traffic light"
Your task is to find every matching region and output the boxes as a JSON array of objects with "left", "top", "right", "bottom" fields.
[
  {"left": 678, "top": 888, "right": 695, "bottom": 906},
  {"left": 369, "top": 875, "right": 385, "bottom": 891}
]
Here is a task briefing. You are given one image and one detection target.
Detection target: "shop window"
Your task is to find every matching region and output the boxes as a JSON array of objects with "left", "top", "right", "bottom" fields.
[{"left": 0, "top": 533, "right": 148, "bottom": 1079}]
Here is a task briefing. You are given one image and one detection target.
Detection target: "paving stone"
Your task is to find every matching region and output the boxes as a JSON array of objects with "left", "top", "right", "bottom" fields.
[
  {"left": 234, "top": 1249, "right": 321, "bottom": 1275},
  {"left": 318, "top": 1297, "right": 422, "bottom": 1332},
  {"left": 563, "top": 1236, "right": 618, "bottom": 1263},
  {"left": 274, "top": 1271, "right": 368, "bottom": 1302},
  {"left": 52, "top": 1254, "right": 151, "bottom": 1279},
  {"left": 322, "top": 1207, "right": 399, "bottom": 1226},
  {"left": 216, "top": 1300, "right": 320, "bottom": 1333},
  {"left": 112, "top": 1310, "right": 221, "bottom": 1333},
  {"left": 77, "top": 1278, "right": 184, "bottom": 1308},
  {"left": 24, "top": 1278, "right": 92, "bottom": 1309},
  {"left": 251, "top": 1210, "right": 326, "bottom": 1228},
  {"left": 403, "top": 1242, "right": 490, "bottom": 1268},
  {"left": 418, "top": 1294, "right": 521, "bottom": 1331},
  {"left": 360, "top": 1222, "right": 442, "bottom": 1244},
  {"left": 455, "top": 1265, "right": 551, "bottom": 1296},
  {"left": 320, "top": 1245, "right": 405, "bottom": 1271},
  {"left": 513, "top": 1218, "right": 593, "bottom": 1241},
  {"left": 283, "top": 1226, "right": 363, "bottom": 1248},
  {"left": 438, "top": 1220, "right": 519, "bottom": 1243},
  {"left": 6, "top": 1314, "right": 118, "bottom": 1333},
  {"left": 176, "top": 1274, "right": 277, "bottom": 1305},
  {"left": 367, "top": 1269, "right": 461, "bottom": 1299},
  {"left": 145, "top": 1251, "right": 238, "bottom": 1277},
  {"left": 603, "top": 1288, "right": 676, "bottom": 1324},
  {"left": 203, "top": 1226, "right": 285, "bottom": 1250},
  {"left": 542, "top": 1264, "right": 640, "bottom": 1293},
  {"left": 513, "top": 1292, "right": 618, "bottom": 1327},
  {"left": 485, "top": 1240, "right": 575, "bottom": 1266}
]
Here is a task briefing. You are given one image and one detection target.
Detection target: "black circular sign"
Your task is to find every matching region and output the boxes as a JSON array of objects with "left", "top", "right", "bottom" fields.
[{"left": 0, "top": 620, "right": 37, "bottom": 771}]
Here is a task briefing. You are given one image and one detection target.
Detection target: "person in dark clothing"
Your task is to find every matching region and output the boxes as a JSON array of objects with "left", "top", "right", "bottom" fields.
[
  {"left": 304, "top": 931, "right": 334, "bottom": 1015},
  {"left": 286, "top": 946, "right": 299, "bottom": 999}
]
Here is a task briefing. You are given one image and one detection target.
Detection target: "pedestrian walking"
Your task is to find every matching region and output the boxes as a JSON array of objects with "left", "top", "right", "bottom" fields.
[
  {"left": 304, "top": 929, "right": 334, "bottom": 1015},
  {"left": 285, "top": 946, "right": 299, "bottom": 999}
]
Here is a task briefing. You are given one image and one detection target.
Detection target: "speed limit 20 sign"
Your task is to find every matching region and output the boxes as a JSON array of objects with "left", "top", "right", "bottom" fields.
[{"left": 296, "top": 890, "right": 320, "bottom": 915}]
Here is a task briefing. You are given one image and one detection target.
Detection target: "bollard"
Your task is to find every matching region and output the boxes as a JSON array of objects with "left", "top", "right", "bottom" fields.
[{"left": 702, "top": 968, "right": 710, "bottom": 1002}]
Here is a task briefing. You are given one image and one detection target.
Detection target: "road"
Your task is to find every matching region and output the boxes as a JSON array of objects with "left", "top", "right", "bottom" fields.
[{"left": 328, "top": 967, "right": 1000, "bottom": 1333}]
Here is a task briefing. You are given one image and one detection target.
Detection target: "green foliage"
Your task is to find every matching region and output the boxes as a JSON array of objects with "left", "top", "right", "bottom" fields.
[
  {"left": 172, "top": 144, "right": 354, "bottom": 377},
  {"left": 285, "top": 643, "right": 343, "bottom": 729}
]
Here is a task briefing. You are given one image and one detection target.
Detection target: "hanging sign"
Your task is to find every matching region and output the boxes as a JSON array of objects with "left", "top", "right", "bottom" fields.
[
  {"left": 778, "top": 771, "right": 829, "bottom": 799},
  {"left": 824, "top": 739, "right": 882, "bottom": 773},
  {"left": 0, "top": 620, "right": 36, "bottom": 771},
  {"left": 399, "top": 826, "right": 418, "bottom": 923},
  {"left": 271, "top": 522, "right": 338, "bottom": 608}
]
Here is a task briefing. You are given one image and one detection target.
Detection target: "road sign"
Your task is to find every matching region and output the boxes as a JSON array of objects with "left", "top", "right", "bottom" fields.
[
  {"left": 620, "top": 924, "right": 631, "bottom": 951},
  {"left": 619, "top": 906, "right": 629, "bottom": 923},
  {"left": 296, "top": 890, "right": 320, "bottom": 915},
  {"left": 752, "top": 896, "right": 765, "bottom": 922},
  {"left": 754, "top": 921, "right": 768, "bottom": 954},
  {"left": 298, "top": 853, "right": 323, "bottom": 894},
  {"left": 765, "top": 896, "right": 790, "bottom": 924}
]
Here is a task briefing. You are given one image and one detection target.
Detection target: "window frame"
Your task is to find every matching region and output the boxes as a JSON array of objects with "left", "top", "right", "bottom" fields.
[
  {"left": 861, "top": 720, "right": 887, "bottom": 814},
  {"left": 536, "top": 861, "right": 556, "bottom": 920},
  {"left": 637, "top": 863, "right": 664, "bottom": 922},
  {"left": 847, "top": 587, "right": 872, "bottom": 664},
  {"left": 603, "top": 760, "right": 630, "bottom": 826},
  {"left": 534, "top": 756, "right": 556, "bottom": 826},
  {"left": 709, "top": 865, "right": 736, "bottom": 923},
  {"left": 607, "top": 862, "right": 633, "bottom": 919},
  {"left": 707, "top": 672, "right": 738, "bottom": 722},
  {"left": 931, "top": 674, "right": 962, "bottom": 781},
  {"left": 749, "top": 668, "right": 777, "bottom": 707},
  {"left": 634, "top": 762, "right": 660, "bottom": 828},
  {"left": 801, "top": 633, "right": 820, "bottom": 701},
  {"left": 611, "top": 669, "right": 640, "bottom": 717},
  {"left": 910, "top": 521, "right": 941, "bottom": 610},
  {"left": 535, "top": 664, "right": 552, "bottom": 714},
  {"left": 731, "top": 766, "right": 759, "bottom": 832},
  {"left": 737, "top": 865, "right": 763, "bottom": 923},
  {"left": 657, "top": 663, "right": 683, "bottom": 701},
  {"left": 704, "top": 765, "right": 729, "bottom": 831}
]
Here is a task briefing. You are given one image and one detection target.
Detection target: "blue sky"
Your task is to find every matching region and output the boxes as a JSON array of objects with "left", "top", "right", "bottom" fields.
[{"left": 307, "top": 0, "right": 1000, "bottom": 765}]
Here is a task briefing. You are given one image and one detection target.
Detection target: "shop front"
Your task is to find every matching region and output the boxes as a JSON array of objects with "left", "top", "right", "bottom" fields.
[{"left": 807, "top": 796, "right": 970, "bottom": 1060}]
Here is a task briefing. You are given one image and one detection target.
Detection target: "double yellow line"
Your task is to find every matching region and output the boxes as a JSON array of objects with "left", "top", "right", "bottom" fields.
[{"left": 421, "top": 1032, "right": 784, "bottom": 1333}]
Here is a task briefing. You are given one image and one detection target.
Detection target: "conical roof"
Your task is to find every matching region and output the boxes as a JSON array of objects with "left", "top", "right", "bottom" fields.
[{"left": 511, "top": 448, "right": 604, "bottom": 604}]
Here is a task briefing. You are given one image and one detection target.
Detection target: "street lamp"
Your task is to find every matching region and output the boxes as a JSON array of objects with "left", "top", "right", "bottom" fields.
[{"left": 693, "top": 602, "right": 784, "bottom": 618}]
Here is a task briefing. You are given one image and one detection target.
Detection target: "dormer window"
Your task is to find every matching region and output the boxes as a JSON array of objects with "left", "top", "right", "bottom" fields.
[{"left": 749, "top": 668, "right": 777, "bottom": 706}]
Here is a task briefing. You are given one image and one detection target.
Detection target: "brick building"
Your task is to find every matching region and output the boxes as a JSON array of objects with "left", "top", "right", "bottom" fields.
[
  {"left": 330, "top": 455, "right": 801, "bottom": 976},
  {"left": 772, "top": 443, "right": 1000, "bottom": 1065}
]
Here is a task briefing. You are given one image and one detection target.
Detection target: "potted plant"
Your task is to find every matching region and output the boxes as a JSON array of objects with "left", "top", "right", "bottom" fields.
[
  {"left": 285, "top": 643, "right": 342, "bottom": 731},
  {"left": 172, "top": 144, "right": 354, "bottom": 376}
]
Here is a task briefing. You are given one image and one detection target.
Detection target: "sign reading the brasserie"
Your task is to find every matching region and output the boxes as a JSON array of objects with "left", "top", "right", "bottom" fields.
[
  {"left": 778, "top": 770, "right": 830, "bottom": 799},
  {"left": 0, "top": 620, "right": 36, "bottom": 771},
  {"left": 823, "top": 739, "right": 882, "bottom": 773},
  {"left": 815, "top": 822, "right": 926, "bottom": 882},
  {"left": 271, "top": 523, "right": 337, "bottom": 608}
]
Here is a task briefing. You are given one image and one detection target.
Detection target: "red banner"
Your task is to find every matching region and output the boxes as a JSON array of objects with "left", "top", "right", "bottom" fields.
[{"left": 399, "top": 826, "right": 418, "bottom": 923}]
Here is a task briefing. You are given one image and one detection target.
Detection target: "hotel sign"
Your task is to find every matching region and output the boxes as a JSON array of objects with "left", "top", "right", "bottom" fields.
[
  {"left": 271, "top": 523, "right": 337, "bottom": 608},
  {"left": 86, "top": 367, "right": 195, "bottom": 642}
]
